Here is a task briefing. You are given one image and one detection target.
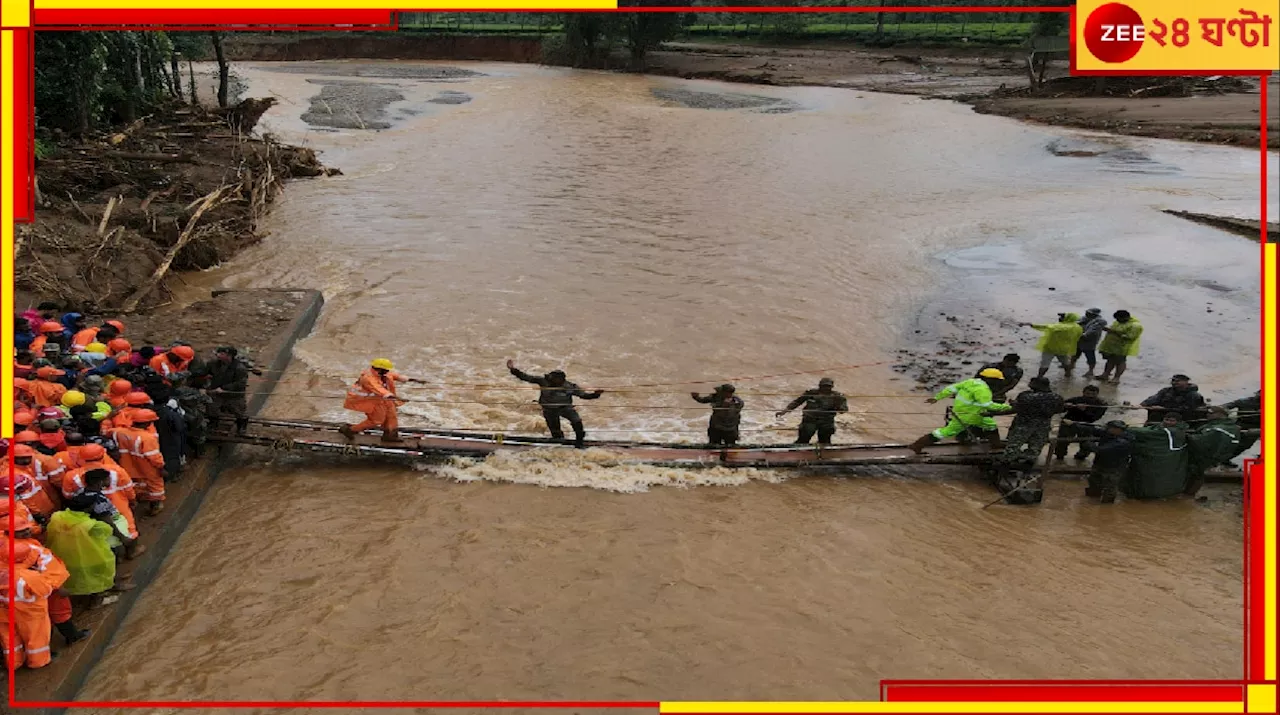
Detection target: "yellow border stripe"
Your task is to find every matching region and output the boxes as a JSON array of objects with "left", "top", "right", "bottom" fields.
[
  {"left": 2, "top": 29, "right": 14, "bottom": 439},
  {"left": 35, "top": 0, "right": 616, "bottom": 8},
  {"left": 660, "top": 703, "right": 1242, "bottom": 714},
  {"left": 1265, "top": 241, "right": 1277, "bottom": 682},
  {"left": 1, "top": 1, "right": 31, "bottom": 28}
]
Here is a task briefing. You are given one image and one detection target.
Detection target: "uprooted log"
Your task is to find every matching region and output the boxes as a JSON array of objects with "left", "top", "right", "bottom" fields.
[{"left": 119, "top": 185, "right": 232, "bottom": 312}]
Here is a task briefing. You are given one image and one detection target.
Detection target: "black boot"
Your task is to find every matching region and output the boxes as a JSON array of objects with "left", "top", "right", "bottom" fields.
[
  {"left": 908, "top": 434, "right": 939, "bottom": 454},
  {"left": 573, "top": 429, "right": 586, "bottom": 449},
  {"left": 55, "top": 620, "right": 91, "bottom": 645},
  {"left": 235, "top": 418, "right": 249, "bottom": 435}
]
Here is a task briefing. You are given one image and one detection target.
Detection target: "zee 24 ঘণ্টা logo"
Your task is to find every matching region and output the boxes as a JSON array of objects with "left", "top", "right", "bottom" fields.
[{"left": 1081, "top": 1, "right": 1273, "bottom": 65}]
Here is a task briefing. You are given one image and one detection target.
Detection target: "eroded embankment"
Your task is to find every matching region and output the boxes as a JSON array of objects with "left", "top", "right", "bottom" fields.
[{"left": 18, "top": 101, "right": 338, "bottom": 313}]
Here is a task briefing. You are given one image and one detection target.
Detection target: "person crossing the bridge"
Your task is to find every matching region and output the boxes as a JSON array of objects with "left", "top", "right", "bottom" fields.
[
  {"left": 203, "top": 346, "right": 250, "bottom": 436},
  {"left": 776, "top": 377, "right": 849, "bottom": 445},
  {"left": 339, "top": 359, "right": 405, "bottom": 443},
  {"left": 909, "top": 368, "right": 1011, "bottom": 454},
  {"left": 507, "top": 359, "right": 604, "bottom": 449},
  {"left": 692, "top": 383, "right": 744, "bottom": 447}
]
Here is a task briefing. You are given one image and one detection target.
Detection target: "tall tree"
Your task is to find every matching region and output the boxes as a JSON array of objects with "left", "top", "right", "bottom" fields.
[
  {"left": 210, "top": 31, "right": 229, "bottom": 108},
  {"left": 619, "top": 1, "right": 683, "bottom": 69}
]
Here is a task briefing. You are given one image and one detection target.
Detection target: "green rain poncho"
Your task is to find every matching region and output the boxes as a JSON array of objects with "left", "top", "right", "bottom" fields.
[
  {"left": 1099, "top": 317, "right": 1143, "bottom": 357},
  {"left": 1031, "top": 313, "right": 1084, "bottom": 356},
  {"left": 43, "top": 510, "right": 117, "bottom": 596},
  {"left": 1123, "top": 422, "right": 1189, "bottom": 499},
  {"left": 1186, "top": 418, "right": 1241, "bottom": 492}
]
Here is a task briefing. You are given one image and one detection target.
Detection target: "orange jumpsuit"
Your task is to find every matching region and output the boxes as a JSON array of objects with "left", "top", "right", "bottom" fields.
[
  {"left": 113, "top": 427, "right": 166, "bottom": 503},
  {"left": 62, "top": 465, "right": 138, "bottom": 539},
  {"left": 8, "top": 539, "right": 74, "bottom": 628},
  {"left": 0, "top": 500, "right": 42, "bottom": 538},
  {"left": 71, "top": 327, "right": 99, "bottom": 352},
  {"left": 344, "top": 368, "right": 403, "bottom": 433},
  {"left": 27, "top": 379, "right": 67, "bottom": 408},
  {"left": 112, "top": 406, "right": 157, "bottom": 433},
  {"left": 26, "top": 452, "right": 66, "bottom": 504},
  {"left": 1, "top": 563, "right": 59, "bottom": 669},
  {"left": 149, "top": 353, "right": 191, "bottom": 378},
  {"left": 9, "top": 470, "right": 59, "bottom": 520}
]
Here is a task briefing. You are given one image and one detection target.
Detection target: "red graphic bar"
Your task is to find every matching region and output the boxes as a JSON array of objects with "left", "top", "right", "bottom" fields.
[
  {"left": 1247, "top": 458, "right": 1267, "bottom": 681},
  {"left": 34, "top": 9, "right": 395, "bottom": 27},
  {"left": 882, "top": 683, "right": 1246, "bottom": 703},
  {"left": 11, "top": 28, "right": 32, "bottom": 223}
]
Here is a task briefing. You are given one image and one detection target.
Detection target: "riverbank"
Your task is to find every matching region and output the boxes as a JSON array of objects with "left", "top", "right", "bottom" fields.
[
  {"left": 5, "top": 290, "right": 323, "bottom": 709},
  {"left": 210, "top": 32, "right": 1279, "bottom": 150},
  {"left": 17, "top": 101, "right": 338, "bottom": 314}
]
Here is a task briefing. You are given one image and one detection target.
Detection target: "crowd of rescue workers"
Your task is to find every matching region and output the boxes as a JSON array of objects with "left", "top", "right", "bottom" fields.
[{"left": 3, "top": 304, "right": 1264, "bottom": 673}]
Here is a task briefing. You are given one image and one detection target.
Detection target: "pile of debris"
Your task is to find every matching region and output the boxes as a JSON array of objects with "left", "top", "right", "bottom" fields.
[
  {"left": 996, "top": 74, "right": 1253, "bottom": 99},
  {"left": 18, "top": 98, "right": 340, "bottom": 313}
]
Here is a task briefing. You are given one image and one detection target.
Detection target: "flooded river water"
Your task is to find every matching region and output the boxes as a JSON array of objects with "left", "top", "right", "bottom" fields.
[{"left": 79, "top": 61, "right": 1272, "bottom": 704}]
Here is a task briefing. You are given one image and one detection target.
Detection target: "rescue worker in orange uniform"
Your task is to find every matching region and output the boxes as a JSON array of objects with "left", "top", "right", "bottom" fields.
[
  {"left": 61, "top": 444, "right": 142, "bottom": 549},
  {"left": 1, "top": 539, "right": 66, "bottom": 669},
  {"left": 15, "top": 378, "right": 34, "bottom": 407},
  {"left": 28, "top": 321, "right": 65, "bottom": 356},
  {"left": 338, "top": 358, "right": 405, "bottom": 443},
  {"left": 112, "top": 409, "right": 167, "bottom": 516},
  {"left": 1, "top": 493, "right": 42, "bottom": 538},
  {"left": 9, "top": 447, "right": 60, "bottom": 519},
  {"left": 27, "top": 540, "right": 88, "bottom": 648},
  {"left": 106, "top": 379, "right": 134, "bottom": 408},
  {"left": 15, "top": 430, "right": 67, "bottom": 500},
  {"left": 28, "top": 367, "right": 68, "bottom": 408},
  {"left": 113, "top": 391, "right": 158, "bottom": 432},
  {"left": 106, "top": 338, "right": 132, "bottom": 361},
  {"left": 149, "top": 345, "right": 195, "bottom": 379}
]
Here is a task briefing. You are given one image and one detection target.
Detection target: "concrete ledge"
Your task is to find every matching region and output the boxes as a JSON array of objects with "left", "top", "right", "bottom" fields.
[{"left": 5, "top": 289, "right": 324, "bottom": 713}]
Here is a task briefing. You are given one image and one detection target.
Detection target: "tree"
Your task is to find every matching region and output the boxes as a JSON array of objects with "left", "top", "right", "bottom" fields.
[
  {"left": 619, "top": 1, "right": 683, "bottom": 69},
  {"left": 561, "top": 13, "right": 618, "bottom": 67},
  {"left": 210, "top": 31, "right": 230, "bottom": 108}
]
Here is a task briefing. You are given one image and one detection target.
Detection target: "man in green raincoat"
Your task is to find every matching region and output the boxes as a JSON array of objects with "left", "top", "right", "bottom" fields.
[
  {"left": 908, "top": 369, "right": 1011, "bottom": 453},
  {"left": 1185, "top": 406, "right": 1241, "bottom": 495},
  {"left": 1020, "top": 313, "right": 1084, "bottom": 378},
  {"left": 1124, "top": 411, "right": 1190, "bottom": 499},
  {"left": 1098, "top": 310, "right": 1143, "bottom": 383}
]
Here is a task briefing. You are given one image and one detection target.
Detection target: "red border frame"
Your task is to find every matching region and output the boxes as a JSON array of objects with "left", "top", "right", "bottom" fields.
[{"left": 6, "top": 3, "right": 1273, "bottom": 709}]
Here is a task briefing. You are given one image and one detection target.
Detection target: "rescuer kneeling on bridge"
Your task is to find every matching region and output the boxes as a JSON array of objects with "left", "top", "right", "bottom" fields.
[{"left": 339, "top": 358, "right": 405, "bottom": 443}]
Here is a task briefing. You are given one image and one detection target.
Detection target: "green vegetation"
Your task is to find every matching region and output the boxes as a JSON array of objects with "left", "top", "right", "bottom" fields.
[
  {"left": 398, "top": 4, "right": 1063, "bottom": 47},
  {"left": 35, "top": 30, "right": 233, "bottom": 137}
]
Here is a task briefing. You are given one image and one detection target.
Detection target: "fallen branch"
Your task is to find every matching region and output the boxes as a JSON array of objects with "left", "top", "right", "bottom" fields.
[
  {"left": 120, "top": 185, "right": 229, "bottom": 312},
  {"left": 98, "top": 195, "right": 118, "bottom": 236}
]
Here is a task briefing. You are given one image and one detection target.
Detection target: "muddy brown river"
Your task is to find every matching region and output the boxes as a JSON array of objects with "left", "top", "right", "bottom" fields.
[{"left": 79, "top": 61, "right": 1273, "bottom": 705}]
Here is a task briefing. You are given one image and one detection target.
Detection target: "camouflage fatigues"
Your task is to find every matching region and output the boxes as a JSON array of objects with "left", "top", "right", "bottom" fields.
[
  {"left": 692, "top": 392, "right": 744, "bottom": 445},
  {"left": 173, "top": 386, "right": 213, "bottom": 450},
  {"left": 205, "top": 357, "right": 251, "bottom": 426},
  {"left": 996, "top": 389, "right": 1064, "bottom": 467},
  {"left": 785, "top": 390, "right": 849, "bottom": 444}
]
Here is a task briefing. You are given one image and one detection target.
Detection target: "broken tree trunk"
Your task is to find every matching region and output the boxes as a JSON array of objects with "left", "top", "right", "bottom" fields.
[{"left": 120, "top": 185, "right": 229, "bottom": 312}]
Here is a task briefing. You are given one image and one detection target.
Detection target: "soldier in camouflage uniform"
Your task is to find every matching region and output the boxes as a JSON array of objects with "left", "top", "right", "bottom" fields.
[
  {"left": 993, "top": 377, "right": 1065, "bottom": 479},
  {"left": 172, "top": 373, "right": 214, "bottom": 457},
  {"left": 776, "top": 377, "right": 849, "bottom": 445},
  {"left": 203, "top": 346, "right": 252, "bottom": 436},
  {"left": 691, "top": 383, "right": 745, "bottom": 446}
]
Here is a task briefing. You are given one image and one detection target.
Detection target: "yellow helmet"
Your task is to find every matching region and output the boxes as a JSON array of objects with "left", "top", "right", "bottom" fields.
[
  {"left": 85, "top": 342, "right": 108, "bottom": 354},
  {"left": 62, "top": 390, "right": 87, "bottom": 407},
  {"left": 371, "top": 358, "right": 394, "bottom": 371},
  {"left": 979, "top": 368, "right": 1005, "bottom": 380}
]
